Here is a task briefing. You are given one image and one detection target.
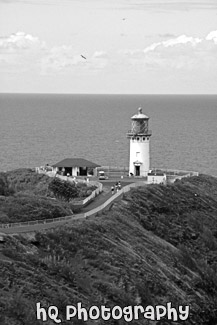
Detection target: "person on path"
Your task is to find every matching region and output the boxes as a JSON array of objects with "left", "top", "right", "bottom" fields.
[{"left": 111, "top": 186, "right": 115, "bottom": 195}]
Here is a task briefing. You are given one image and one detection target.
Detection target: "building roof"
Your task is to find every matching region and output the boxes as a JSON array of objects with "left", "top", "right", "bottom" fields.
[
  {"left": 53, "top": 158, "right": 101, "bottom": 168},
  {"left": 131, "top": 107, "right": 149, "bottom": 120}
]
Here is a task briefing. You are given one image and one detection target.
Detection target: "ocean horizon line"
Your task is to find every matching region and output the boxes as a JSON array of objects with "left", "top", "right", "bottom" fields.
[{"left": 1, "top": 93, "right": 217, "bottom": 96}]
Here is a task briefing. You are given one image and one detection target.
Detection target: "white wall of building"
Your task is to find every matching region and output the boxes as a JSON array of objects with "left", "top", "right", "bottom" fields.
[
  {"left": 72, "top": 167, "right": 79, "bottom": 176},
  {"left": 147, "top": 174, "right": 166, "bottom": 184},
  {"left": 129, "top": 136, "right": 150, "bottom": 176}
]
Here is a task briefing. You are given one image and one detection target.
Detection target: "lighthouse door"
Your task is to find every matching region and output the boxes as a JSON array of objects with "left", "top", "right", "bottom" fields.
[{"left": 135, "top": 166, "right": 140, "bottom": 176}]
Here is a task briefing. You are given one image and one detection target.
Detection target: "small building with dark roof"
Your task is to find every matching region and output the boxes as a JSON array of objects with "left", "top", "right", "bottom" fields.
[{"left": 52, "top": 158, "right": 100, "bottom": 177}]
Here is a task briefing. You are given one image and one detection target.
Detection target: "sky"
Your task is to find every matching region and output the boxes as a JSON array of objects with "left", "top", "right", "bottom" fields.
[{"left": 0, "top": 0, "right": 217, "bottom": 94}]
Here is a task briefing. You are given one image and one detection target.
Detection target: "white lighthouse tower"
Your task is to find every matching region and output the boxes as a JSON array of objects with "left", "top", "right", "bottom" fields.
[{"left": 127, "top": 107, "right": 152, "bottom": 177}]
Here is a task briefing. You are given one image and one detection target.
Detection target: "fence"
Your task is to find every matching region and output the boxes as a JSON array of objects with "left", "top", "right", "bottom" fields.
[
  {"left": 96, "top": 166, "right": 199, "bottom": 179},
  {"left": 151, "top": 168, "right": 199, "bottom": 177},
  {"left": 0, "top": 215, "right": 74, "bottom": 229},
  {"left": 36, "top": 165, "right": 199, "bottom": 179},
  {"left": 96, "top": 166, "right": 129, "bottom": 177},
  {"left": 71, "top": 181, "right": 103, "bottom": 208}
]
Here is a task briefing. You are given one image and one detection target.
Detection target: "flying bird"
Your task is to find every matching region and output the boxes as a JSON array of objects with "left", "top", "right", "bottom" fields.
[{"left": 81, "top": 55, "right": 87, "bottom": 60}]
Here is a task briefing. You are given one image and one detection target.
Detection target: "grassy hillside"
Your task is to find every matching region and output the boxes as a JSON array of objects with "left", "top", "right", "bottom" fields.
[
  {"left": 0, "top": 169, "right": 72, "bottom": 224},
  {"left": 0, "top": 174, "right": 217, "bottom": 324}
]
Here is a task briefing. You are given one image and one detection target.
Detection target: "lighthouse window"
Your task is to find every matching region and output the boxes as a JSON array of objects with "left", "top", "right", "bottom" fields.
[
  {"left": 143, "top": 137, "right": 146, "bottom": 141},
  {"left": 137, "top": 137, "right": 139, "bottom": 141},
  {"left": 147, "top": 137, "right": 149, "bottom": 140}
]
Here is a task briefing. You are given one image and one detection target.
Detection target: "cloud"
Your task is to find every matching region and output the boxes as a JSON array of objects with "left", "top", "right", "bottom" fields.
[
  {"left": 41, "top": 46, "right": 85, "bottom": 71},
  {"left": 0, "top": 32, "right": 108, "bottom": 74},
  {"left": 0, "top": 32, "right": 46, "bottom": 50},
  {"left": 125, "top": 0, "right": 217, "bottom": 12},
  {"left": 119, "top": 35, "right": 202, "bottom": 57},
  {"left": 40, "top": 46, "right": 108, "bottom": 74},
  {"left": 1, "top": 29, "right": 217, "bottom": 80},
  {"left": 161, "top": 34, "right": 202, "bottom": 47},
  {"left": 206, "top": 30, "right": 217, "bottom": 44},
  {"left": 120, "top": 31, "right": 217, "bottom": 72},
  {"left": 0, "top": 32, "right": 47, "bottom": 73},
  {"left": 143, "top": 35, "right": 202, "bottom": 53},
  {"left": 93, "top": 51, "right": 107, "bottom": 58},
  {"left": 158, "top": 33, "right": 177, "bottom": 38}
]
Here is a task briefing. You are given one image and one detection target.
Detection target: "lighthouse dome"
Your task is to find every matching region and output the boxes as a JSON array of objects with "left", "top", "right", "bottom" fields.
[{"left": 131, "top": 107, "right": 149, "bottom": 120}]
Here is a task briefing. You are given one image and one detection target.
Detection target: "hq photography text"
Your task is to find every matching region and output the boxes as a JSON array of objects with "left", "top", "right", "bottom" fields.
[{"left": 36, "top": 302, "right": 190, "bottom": 323}]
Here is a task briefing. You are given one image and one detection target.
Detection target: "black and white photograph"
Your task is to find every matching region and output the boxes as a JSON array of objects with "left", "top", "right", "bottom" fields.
[{"left": 0, "top": 0, "right": 217, "bottom": 324}]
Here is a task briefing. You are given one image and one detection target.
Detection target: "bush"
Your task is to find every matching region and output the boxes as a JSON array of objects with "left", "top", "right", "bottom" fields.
[
  {"left": 1, "top": 169, "right": 51, "bottom": 196},
  {"left": 0, "top": 173, "right": 14, "bottom": 196},
  {"left": 49, "top": 178, "right": 96, "bottom": 201},
  {"left": 0, "top": 196, "right": 72, "bottom": 223},
  {"left": 49, "top": 178, "right": 79, "bottom": 201}
]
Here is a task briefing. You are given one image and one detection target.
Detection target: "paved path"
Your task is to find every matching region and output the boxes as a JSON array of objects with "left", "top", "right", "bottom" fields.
[
  {"left": 80, "top": 186, "right": 112, "bottom": 212},
  {"left": 80, "top": 181, "right": 132, "bottom": 213}
]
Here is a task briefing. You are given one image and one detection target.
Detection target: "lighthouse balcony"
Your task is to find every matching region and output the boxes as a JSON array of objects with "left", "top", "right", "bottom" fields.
[{"left": 126, "top": 130, "right": 152, "bottom": 137}]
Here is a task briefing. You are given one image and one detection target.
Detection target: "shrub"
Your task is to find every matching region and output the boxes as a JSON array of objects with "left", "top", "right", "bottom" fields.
[
  {"left": 0, "top": 173, "right": 14, "bottom": 196},
  {"left": 48, "top": 178, "right": 79, "bottom": 201},
  {"left": 0, "top": 196, "right": 71, "bottom": 223}
]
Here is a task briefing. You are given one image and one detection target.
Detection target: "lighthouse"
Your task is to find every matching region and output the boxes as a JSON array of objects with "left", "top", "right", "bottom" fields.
[{"left": 127, "top": 107, "right": 152, "bottom": 177}]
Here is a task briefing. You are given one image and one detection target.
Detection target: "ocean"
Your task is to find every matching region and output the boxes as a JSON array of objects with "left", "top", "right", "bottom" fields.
[{"left": 0, "top": 94, "right": 217, "bottom": 176}]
